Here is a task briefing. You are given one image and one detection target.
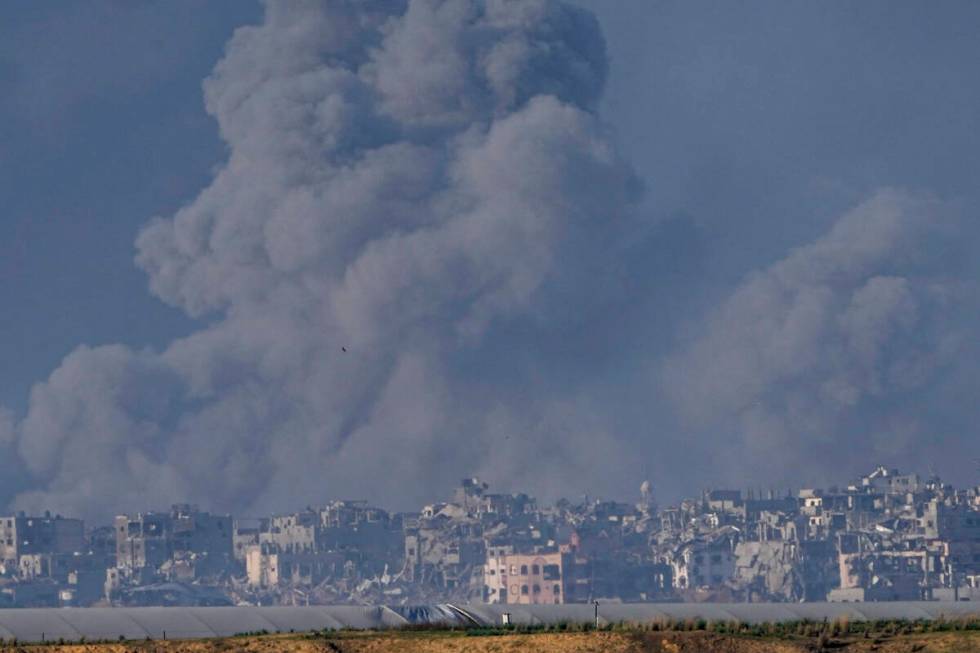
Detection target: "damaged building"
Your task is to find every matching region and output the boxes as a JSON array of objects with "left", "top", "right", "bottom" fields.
[
  {"left": 111, "top": 504, "right": 233, "bottom": 604},
  {"left": 2, "top": 465, "right": 979, "bottom": 607}
]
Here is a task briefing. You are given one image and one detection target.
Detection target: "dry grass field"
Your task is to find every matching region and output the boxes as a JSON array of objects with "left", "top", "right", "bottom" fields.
[{"left": 3, "top": 629, "right": 980, "bottom": 653}]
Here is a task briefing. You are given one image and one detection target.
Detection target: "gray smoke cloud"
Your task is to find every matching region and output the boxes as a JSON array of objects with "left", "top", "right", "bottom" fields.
[
  {"left": 6, "top": 0, "right": 639, "bottom": 521},
  {"left": 662, "top": 189, "right": 972, "bottom": 488},
  {"left": 4, "top": 1, "right": 978, "bottom": 523}
]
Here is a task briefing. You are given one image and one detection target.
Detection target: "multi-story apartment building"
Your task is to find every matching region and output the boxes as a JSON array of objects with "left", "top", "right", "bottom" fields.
[
  {"left": 483, "top": 549, "right": 566, "bottom": 604},
  {"left": 114, "top": 505, "right": 232, "bottom": 576},
  {"left": 0, "top": 512, "right": 85, "bottom": 568}
]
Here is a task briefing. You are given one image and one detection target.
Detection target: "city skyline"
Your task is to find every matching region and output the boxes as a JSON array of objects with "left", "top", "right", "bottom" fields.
[{"left": 2, "top": 462, "right": 978, "bottom": 608}]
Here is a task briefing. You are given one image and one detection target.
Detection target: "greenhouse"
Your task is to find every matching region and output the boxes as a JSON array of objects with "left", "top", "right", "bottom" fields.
[{"left": 0, "top": 602, "right": 977, "bottom": 643}]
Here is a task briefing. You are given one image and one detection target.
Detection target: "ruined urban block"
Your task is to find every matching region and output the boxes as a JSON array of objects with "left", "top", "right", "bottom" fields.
[{"left": 0, "top": 465, "right": 978, "bottom": 607}]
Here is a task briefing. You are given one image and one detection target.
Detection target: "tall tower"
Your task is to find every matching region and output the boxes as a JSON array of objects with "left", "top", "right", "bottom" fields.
[{"left": 639, "top": 480, "right": 658, "bottom": 515}]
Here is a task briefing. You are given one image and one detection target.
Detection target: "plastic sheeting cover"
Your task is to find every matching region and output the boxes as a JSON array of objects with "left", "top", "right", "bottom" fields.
[{"left": 0, "top": 602, "right": 977, "bottom": 643}]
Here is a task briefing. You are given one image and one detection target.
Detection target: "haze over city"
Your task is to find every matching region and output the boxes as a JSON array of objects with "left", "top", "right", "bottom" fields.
[{"left": 2, "top": 0, "right": 979, "bottom": 525}]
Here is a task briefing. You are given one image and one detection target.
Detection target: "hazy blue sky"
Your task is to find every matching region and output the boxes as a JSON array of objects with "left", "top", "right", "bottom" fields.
[
  {"left": 1, "top": 1, "right": 978, "bottom": 519},
  {"left": 0, "top": 2, "right": 259, "bottom": 411}
]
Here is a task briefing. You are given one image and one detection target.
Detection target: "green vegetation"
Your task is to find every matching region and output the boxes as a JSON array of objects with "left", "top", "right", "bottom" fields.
[{"left": 285, "top": 615, "right": 980, "bottom": 642}]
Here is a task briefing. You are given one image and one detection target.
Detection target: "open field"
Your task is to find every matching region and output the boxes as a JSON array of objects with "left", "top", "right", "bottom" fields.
[{"left": 4, "top": 627, "right": 980, "bottom": 653}]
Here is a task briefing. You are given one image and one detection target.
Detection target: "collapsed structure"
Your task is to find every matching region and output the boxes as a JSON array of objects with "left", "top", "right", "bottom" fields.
[{"left": 0, "top": 466, "right": 978, "bottom": 607}]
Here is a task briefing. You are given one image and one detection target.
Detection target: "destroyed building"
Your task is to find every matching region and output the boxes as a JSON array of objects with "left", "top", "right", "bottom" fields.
[
  {"left": 243, "top": 501, "right": 403, "bottom": 607},
  {"left": 0, "top": 513, "right": 84, "bottom": 569},
  {"left": 1, "top": 465, "right": 979, "bottom": 607},
  {"left": 0, "top": 513, "right": 92, "bottom": 607},
  {"left": 113, "top": 504, "right": 233, "bottom": 593}
]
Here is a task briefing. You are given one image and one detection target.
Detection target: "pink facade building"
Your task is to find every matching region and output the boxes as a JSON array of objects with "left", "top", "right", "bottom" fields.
[{"left": 483, "top": 549, "right": 565, "bottom": 604}]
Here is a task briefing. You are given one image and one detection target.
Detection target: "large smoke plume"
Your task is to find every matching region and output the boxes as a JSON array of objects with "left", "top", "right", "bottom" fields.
[
  {"left": 2, "top": 1, "right": 977, "bottom": 522},
  {"left": 4, "top": 0, "right": 638, "bottom": 521},
  {"left": 663, "top": 190, "right": 974, "bottom": 488}
]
